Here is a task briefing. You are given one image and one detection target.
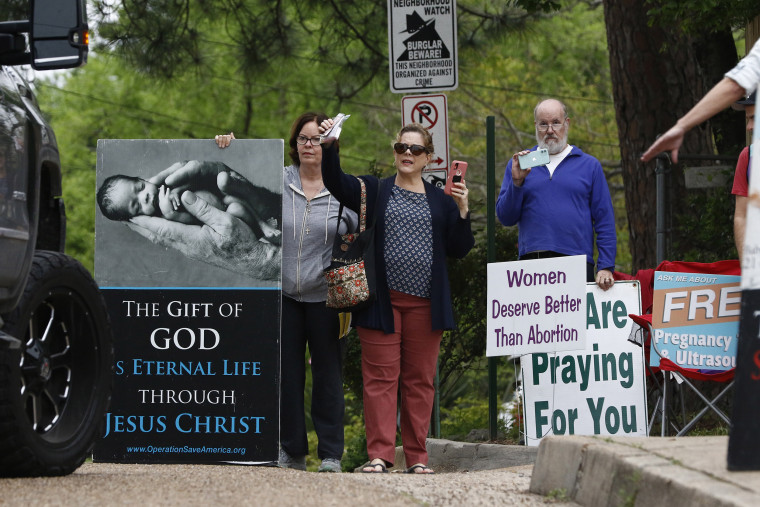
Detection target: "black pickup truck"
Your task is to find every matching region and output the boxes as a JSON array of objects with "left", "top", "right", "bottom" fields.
[{"left": 0, "top": 0, "right": 112, "bottom": 476}]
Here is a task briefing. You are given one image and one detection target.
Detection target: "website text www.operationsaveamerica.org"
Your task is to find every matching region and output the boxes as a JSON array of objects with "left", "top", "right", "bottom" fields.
[{"left": 125, "top": 445, "right": 246, "bottom": 456}]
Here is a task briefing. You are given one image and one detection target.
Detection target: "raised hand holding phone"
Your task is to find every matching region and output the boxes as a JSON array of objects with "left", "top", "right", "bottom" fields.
[
  {"left": 517, "top": 148, "right": 549, "bottom": 169},
  {"left": 444, "top": 160, "right": 468, "bottom": 196}
]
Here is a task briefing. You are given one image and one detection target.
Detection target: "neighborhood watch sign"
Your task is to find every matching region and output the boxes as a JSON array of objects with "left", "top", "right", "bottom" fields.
[{"left": 388, "top": 0, "right": 458, "bottom": 93}]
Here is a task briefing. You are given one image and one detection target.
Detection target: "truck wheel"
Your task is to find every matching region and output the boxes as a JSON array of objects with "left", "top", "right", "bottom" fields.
[{"left": 0, "top": 251, "right": 113, "bottom": 476}]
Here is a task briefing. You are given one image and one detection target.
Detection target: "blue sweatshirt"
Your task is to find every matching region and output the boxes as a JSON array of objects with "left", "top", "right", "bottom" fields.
[{"left": 496, "top": 145, "right": 616, "bottom": 271}]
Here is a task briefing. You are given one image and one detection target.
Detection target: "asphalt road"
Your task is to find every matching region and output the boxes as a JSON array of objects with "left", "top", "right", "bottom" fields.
[{"left": 0, "top": 463, "right": 576, "bottom": 506}]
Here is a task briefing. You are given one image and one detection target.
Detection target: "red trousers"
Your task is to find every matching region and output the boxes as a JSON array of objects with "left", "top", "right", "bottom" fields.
[{"left": 358, "top": 290, "right": 442, "bottom": 467}]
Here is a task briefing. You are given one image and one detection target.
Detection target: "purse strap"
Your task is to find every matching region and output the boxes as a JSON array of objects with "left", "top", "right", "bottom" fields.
[
  {"left": 336, "top": 176, "right": 382, "bottom": 234},
  {"left": 356, "top": 177, "right": 367, "bottom": 233}
]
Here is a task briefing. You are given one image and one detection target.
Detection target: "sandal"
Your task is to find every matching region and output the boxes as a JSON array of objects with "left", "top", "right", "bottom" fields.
[
  {"left": 361, "top": 459, "right": 389, "bottom": 473},
  {"left": 405, "top": 463, "right": 435, "bottom": 474}
]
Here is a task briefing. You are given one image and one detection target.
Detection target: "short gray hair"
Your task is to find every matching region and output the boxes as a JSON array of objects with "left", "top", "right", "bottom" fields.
[{"left": 533, "top": 99, "right": 568, "bottom": 122}]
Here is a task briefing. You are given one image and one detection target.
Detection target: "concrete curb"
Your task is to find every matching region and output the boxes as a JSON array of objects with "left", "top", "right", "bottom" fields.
[
  {"left": 529, "top": 435, "right": 760, "bottom": 507},
  {"left": 425, "top": 438, "right": 539, "bottom": 472},
  {"left": 354, "top": 439, "right": 538, "bottom": 473},
  {"left": 360, "top": 438, "right": 538, "bottom": 473}
]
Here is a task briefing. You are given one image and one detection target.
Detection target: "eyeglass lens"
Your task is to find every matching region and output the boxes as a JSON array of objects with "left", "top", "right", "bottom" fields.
[
  {"left": 297, "top": 135, "right": 321, "bottom": 145},
  {"left": 394, "top": 143, "right": 427, "bottom": 155},
  {"left": 537, "top": 121, "right": 565, "bottom": 132}
]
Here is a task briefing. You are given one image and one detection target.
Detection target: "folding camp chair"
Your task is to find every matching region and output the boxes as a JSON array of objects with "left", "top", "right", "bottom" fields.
[
  {"left": 647, "top": 322, "right": 735, "bottom": 436},
  {"left": 620, "top": 259, "right": 740, "bottom": 437}
]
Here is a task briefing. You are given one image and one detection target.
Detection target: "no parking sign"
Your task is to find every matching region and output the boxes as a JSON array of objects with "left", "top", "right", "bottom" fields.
[{"left": 401, "top": 94, "right": 449, "bottom": 176}]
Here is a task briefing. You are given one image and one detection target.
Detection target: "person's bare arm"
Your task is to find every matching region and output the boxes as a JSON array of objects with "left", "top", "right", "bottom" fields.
[
  {"left": 734, "top": 195, "right": 748, "bottom": 260},
  {"left": 641, "top": 78, "right": 746, "bottom": 163}
]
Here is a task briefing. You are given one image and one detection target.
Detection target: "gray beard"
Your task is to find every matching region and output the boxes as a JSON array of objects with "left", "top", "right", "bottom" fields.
[{"left": 537, "top": 131, "right": 568, "bottom": 155}]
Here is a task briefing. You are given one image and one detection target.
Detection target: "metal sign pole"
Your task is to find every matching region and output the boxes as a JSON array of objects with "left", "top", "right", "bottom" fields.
[{"left": 486, "top": 116, "right": 498, "bottom": 440}]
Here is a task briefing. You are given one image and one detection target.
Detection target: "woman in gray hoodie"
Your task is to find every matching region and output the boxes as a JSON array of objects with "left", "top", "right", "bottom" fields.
[{"left": 216, "top": 113, "right": 356, "bottom": 472}]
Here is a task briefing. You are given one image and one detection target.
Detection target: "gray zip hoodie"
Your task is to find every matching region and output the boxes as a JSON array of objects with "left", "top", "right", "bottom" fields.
[{"left": 282, "top": 164, "right": 358, "bottom": 302}]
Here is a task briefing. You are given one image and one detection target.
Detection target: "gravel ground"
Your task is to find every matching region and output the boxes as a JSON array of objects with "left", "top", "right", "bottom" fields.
[{"left": 0, "top": 463, "right": 577, "bottom": 506}]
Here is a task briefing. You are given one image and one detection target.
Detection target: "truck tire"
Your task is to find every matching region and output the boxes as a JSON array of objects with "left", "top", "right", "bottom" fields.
[{"left": 0, "top": 251, "right": 113, "bottom": 476}]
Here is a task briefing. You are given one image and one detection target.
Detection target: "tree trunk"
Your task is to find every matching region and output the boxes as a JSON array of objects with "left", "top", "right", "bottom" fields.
[
  {"left": 693, "top": 28, "right": 744, "bottom": 156},
  {"left": 603, "top": 0, "right": 717, "bottom": 271}
]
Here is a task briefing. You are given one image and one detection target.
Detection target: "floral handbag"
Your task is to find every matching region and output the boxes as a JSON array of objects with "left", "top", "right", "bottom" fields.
[{"left": 324, "top": 177, "right": 378, "bottom": 311}]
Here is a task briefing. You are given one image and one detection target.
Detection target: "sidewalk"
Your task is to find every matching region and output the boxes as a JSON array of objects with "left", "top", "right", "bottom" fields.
[
  {"left": 529, "top": 435, "right": 760, "bottom": 506},
  {"left": 421, "top": 436, "right": 760, "bottom": 506}
]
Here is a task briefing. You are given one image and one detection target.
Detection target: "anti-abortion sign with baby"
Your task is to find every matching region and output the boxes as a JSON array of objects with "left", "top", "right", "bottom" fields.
[
  {"left": 650, "top": 272, "right": 741, "bottom": 371},
  {"left": 93, "top": 139, "right": 282, "bottom": 464}
]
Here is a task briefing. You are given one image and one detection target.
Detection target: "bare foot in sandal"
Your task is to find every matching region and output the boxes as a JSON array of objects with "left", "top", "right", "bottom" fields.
[
  {"left": 361, "top": 458, "right": 389, "bottom": 473},
  {"left": 406, "top": 463, "right": 434, "bottom": 474}
]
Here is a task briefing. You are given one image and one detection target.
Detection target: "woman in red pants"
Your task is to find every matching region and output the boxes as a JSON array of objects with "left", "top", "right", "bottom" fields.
[{"left": 320, "top": 120, "right": 474, "bottom": 474}]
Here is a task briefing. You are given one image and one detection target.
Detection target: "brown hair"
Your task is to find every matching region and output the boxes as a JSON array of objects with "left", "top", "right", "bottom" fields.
[
  {"left": 288, "top": 112, "right": 330, "bottom": 166},
  {"left": 395, "top": 123, "right": 434, "bottom": 155}
]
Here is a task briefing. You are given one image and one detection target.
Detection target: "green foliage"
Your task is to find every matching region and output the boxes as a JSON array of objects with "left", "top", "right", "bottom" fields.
[
  {"left": 341, "top": 330, "right": 363, "bottom": 414},
  {"left": 38, "top": 1, "right": 625, "bottom": 273},
  {"left": 547, "top": 488, "right": 570, "bottom": 501},
  {"left": 687, "top": 424, "right": 729, "bottom": 437},
  {"left": 505, "top": 391, "right": 523, "bottom": 442},
  {"left": 645, "top": 0, "right": 760, "bottom": 34},
  {"left": 341, "top": 392, "right": 369, "bottom": 472},
  {"left": 439, "top": 227, "right": 519, "bottom": 402},
  {"left": 516, "top": 0, "right": 561, "bottom": 15},
  {"left": 440, "top": 397, "right": 489, "bottom": 438},
  {"left": 440, "top": 396, "right": 507, "bottom": 440},
  {"left": 0, "top": 1, "right": 27, "bottom": 20},
  {"left": 672, "top": 174, "right": 737, "bottom": 263}
]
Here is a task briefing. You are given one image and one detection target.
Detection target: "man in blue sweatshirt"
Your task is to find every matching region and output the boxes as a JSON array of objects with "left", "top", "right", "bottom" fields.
[{"left": 496, "top": 98, "right": 617, "bottom": 291}]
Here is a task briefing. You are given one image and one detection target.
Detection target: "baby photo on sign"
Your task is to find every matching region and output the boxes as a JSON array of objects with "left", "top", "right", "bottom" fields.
[{"left": 95, "top": 139, "right": 283, "bottom": 288}]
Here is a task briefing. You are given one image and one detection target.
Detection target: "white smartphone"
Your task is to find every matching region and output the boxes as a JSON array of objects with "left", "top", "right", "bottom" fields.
[{"left": 518, "top": 148, "right": 550, "bottom": 169}]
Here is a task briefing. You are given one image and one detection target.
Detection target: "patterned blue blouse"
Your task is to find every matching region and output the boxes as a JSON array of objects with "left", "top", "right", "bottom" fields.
[{"left": 383, "top": 184, "right": 433, "bottom": 298}]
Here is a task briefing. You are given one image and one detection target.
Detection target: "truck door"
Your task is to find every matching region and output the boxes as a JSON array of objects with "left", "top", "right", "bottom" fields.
[{"left": 0, "top": 65, "right": 30, "bottom": 290}]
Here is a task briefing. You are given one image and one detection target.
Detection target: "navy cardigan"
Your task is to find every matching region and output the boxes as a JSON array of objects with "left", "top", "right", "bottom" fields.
[{"left": 321, "top": 144, "right": 474, "bottom": 333}]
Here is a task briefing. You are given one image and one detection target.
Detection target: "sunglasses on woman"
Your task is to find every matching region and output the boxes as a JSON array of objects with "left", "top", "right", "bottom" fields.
[{"left": 393, "top": 143, "right": 429, "bottom": 156}]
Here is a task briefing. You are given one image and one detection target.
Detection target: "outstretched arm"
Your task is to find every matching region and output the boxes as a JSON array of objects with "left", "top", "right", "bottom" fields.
[{"left": 641, "top": 77, "right": 746, "bottom": 163}]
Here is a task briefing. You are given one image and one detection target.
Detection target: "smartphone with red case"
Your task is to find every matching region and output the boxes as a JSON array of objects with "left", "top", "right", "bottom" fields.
[{"left": 444, "top": 160, "right": 468, "bottom": 196}]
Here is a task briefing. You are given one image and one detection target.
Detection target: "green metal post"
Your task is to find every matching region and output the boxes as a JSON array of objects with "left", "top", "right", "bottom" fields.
[{"left": 486, "top": 116, "right": 498, "bottom": 440}]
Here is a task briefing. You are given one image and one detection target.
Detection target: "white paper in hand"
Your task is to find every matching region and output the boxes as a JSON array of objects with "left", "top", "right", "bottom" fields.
[{"left": 321, "top": 113, "right": 350, "bottom": 142}]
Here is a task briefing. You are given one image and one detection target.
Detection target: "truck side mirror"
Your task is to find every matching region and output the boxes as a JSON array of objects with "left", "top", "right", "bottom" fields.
[{"left": 30, "top": 0, "right": 88, "bottom": 70}]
